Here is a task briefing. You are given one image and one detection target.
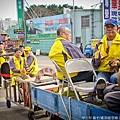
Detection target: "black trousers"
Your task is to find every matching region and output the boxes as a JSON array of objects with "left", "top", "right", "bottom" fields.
[
  {"left": 71, "top": 71, "right": 94, "bottom": 83},
  {"left": 104, "top": 91, "right": 120, "bottom": 113}
]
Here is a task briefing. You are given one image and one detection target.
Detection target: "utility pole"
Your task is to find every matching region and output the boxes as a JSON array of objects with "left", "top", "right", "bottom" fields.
[
  {"left": 22, "top": 0, "right": 27, "bottom": 46},
  {"left": 72, "top": 0, "right": 75, "bottom": 44}
]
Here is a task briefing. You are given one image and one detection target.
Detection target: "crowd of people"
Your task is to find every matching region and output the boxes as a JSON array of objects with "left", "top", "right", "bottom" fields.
[
  {"left": 0, "top": 18, "right": 120, "bottom": 114},
  {"left": 0, "top": 43, "right": 39, "bottom": 88}
]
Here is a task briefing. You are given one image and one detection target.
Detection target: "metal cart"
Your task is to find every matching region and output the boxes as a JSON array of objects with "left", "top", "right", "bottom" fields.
[
  {"left": 1, "top": 62, "right": 57, "bottom": 120},
  {"left": 1, "top": 62, "right": 35, "bottom": 120},
  {"left": 30, "top": 84, "right": 120, "bottom": 120}
]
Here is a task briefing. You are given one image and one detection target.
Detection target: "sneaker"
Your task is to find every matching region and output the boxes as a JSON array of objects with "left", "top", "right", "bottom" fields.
[
  {"left": 0, "top": 85, "right": 2, "bottom": 89},
  {"left": 95, "top": 78, "right": 106, "bottom": 100}
]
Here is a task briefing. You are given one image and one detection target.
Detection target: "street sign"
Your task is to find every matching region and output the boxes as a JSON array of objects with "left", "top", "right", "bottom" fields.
[
  {"left": 16, "top": 0, "right": 24, "bottom": 30},
  {"left": 18, "top": 35, "right": 25, "bottom": 38},
  {"left": 14, "top": 29, "right": 24, "bottom": 34},
  {"left": 103, "top": 0, "right": 120, "bottom": 26}
]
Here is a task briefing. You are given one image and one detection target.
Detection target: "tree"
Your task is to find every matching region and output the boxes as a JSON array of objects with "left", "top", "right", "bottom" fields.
[{"left": 24, "top": 4, "right": 83, "bottom": 20}]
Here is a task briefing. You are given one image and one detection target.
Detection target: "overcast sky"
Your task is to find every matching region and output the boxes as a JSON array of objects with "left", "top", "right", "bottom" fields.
[{"left": 0, "top": 0, "right": 101, "bottom": 20}]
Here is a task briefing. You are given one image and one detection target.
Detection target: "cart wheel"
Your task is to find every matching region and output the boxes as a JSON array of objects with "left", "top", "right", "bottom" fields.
[
  {"left": 45, "top": 111, "right": 50, "bottom": 117},
  {"left": 28, "top": 112, "right": 34, "bottom": 120},
  {"left": 6, "top": 100, "right": 11, "bottom": 108}
]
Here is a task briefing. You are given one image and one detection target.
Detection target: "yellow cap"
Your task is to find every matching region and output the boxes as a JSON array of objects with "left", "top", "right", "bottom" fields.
[{"left": 24, "top": 46, "right": 31, "bottom": 51}]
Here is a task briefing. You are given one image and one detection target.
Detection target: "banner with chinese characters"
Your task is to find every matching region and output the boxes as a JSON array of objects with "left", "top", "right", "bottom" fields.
[
  {"left": 26, "top": 33, "right": 57, "bottom": 44},
  {"left": 26, "top": 14, "right": 70, "bottom": 43},
  {"left": 103, "top": 0, "right": 120, "bottom": 33},
  {"left": 26, "top": 14, "right": 70, "bottom": 34}
]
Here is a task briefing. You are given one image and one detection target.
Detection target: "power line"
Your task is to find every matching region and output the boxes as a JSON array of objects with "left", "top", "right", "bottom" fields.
[
  {"left": 24, "top": 0, "right": 39, "bottom": 18},
  {"left": 24, "top": 1, "right": 35, "bottom": 18},
  {"left": 24, "top": 11, "right": 32, "bottom": 19}
]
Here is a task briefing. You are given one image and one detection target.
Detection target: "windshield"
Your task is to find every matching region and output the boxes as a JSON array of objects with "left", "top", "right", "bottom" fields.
[{"left": 85, "top": 44, "right": 91, "bottom": 49}]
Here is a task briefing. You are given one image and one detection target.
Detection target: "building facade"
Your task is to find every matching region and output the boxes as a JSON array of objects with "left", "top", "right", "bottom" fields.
[
  {"left": 70, "top": 9, "right": 103, "bottom": 48},
  {"left": 0, "top": 18, "right": 17, "bottom": 33},
  {"left": 3, "top": 9, "right": 103, "bottom": 54}
]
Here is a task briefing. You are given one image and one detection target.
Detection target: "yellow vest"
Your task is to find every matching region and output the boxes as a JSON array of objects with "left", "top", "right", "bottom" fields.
[
  {"left": 10, "top": 56, "right": 25, "bottom": 77},
  {"left": 29, "top": 55, "right": 39, "bottom": 75},
  {"left": 49, "top": 37, "right": 78, "bottom": 80},
  {"left": 0, "top": 50, "right": 7, "bottom": 68},
  {"left": 96, "top": 33, "right": 120, "bottom": 72},
  {"left": 25, "top": 53, "right": 39, "bottom": 75}
]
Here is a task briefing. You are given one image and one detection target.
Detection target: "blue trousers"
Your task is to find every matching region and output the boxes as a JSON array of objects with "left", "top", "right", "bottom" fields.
[{"left": 96, "top": 72, "right": 118, "bottom": 84}]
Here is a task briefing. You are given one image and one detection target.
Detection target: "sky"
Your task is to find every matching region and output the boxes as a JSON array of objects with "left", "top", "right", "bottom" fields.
[{"left": 0, "top": 0, "right": 102, "bottom": 20}]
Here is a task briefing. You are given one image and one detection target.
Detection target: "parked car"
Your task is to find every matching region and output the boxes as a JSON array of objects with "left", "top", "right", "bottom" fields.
[{"left": 83, "top": 43, "right": 93, "bottom": 58}]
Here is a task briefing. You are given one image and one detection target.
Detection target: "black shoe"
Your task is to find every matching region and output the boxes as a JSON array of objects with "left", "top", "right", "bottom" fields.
[
  {"left": 0, "top": 85, "right": 2, "bottom": 89},
  {"left": 95, "top": 78, "right": 106, "bottom": 100}
]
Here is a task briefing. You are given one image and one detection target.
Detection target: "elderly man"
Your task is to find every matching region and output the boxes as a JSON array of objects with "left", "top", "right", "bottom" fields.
[
  {"left": 24, "top": 46, "right": 39, "bottom": 77},
  {"left": 92, "top": 19, "right": 120, "bottom": 99},
  {"left": 49, "top": 26, "right": 93, "bottom": 82}
]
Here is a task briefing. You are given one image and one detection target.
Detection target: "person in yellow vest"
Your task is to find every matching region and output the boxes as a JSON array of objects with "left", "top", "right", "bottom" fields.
[
  {"left": 24, "top": 46, "right": 39, "bottom": 77},
  {"left": 0, "top": 43, "right": 8, "bottom": 88},
  {"left": 49, "top": 26, "right": 93, "bottom": 82},
  {"left": 92, "top": 19, "right": 120, "bottom": 84},
  {"left": 9, "top": 48, "right": 31, "bottom": 102},
  {"left": 92, "top": 19, "right": 120, "bottom": 99},
  {"left": 9, "top": 47, "right": 30, "bottom": 80}
]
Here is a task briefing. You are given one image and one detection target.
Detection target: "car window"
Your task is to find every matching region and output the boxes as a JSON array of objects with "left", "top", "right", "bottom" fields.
[{"left": 85, "top": 44, "right": 91, "bottom": 49}]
